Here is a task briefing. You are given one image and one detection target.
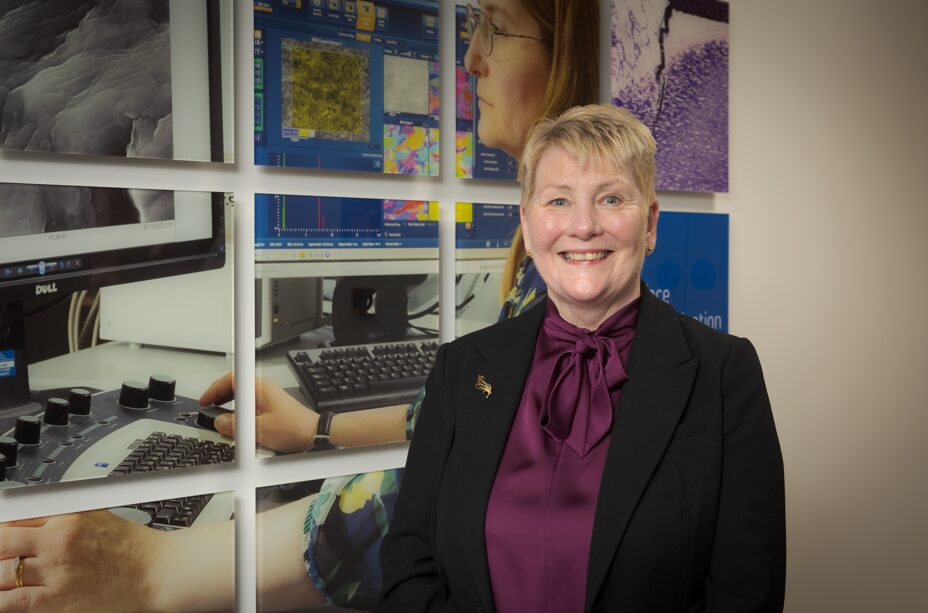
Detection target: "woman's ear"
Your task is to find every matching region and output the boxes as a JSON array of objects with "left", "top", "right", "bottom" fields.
[
  {"left": 647, "top": 201, "right": 659, "bottom": 252},
  {"left": 519, "top": 204, "right": 532, "bottom": 253}
]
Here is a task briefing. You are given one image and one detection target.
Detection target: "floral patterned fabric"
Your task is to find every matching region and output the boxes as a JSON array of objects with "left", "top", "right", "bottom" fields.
[
  {"left": 499, "top": 256, "right": 547, "bottom": 320},
  {"left": 303, "top": 471, "right": 402, "bottom": 609},
  {"left": 303, "top": 258, "right": 544, "bottom": 610}
]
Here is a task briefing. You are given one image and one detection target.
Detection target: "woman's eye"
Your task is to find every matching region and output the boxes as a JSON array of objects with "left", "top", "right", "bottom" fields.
[
  {"left": 549, "top": 198, "right": 569, "bottom": 207},
  {"left": 488, "top": 18, "right": 507, "bottom": 34},
  {"left": 602, "top": 196, "right": 622, "bottom": 206}
]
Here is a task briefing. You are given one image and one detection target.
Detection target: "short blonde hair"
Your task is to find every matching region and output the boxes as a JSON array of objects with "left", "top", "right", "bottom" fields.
[{"left": 520, "top": 104, "right": 657, "bottom": 206}]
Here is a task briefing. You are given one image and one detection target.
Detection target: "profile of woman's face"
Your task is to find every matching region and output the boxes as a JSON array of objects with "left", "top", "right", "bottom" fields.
[{"left": 464, "top": 0, "right": 551, "bottom": 158}]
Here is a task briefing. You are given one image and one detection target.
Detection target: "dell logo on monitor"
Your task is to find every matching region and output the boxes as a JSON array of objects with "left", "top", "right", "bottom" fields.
[{"left": 35, "top": 282, "right": 59, "bottom": 295}]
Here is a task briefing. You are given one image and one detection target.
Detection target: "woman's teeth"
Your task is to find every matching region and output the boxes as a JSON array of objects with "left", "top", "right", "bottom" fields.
[{"left": 561, "top": 251, "right": 608, "bottom": 261}]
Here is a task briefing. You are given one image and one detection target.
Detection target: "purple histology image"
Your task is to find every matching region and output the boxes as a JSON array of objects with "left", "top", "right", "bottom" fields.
[{"left": 611, "top": 0, "right": 729, "bottom": 193}]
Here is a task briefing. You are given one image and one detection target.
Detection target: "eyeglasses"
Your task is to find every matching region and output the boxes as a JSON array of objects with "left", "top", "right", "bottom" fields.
[{"left": 465, "top": 3, "right": 544, "bottom": 57}]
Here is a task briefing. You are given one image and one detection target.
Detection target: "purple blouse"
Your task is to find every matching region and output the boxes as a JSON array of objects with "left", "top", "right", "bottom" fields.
[{"left": 485, "top": 298, "right": 639, "bottom": 613}]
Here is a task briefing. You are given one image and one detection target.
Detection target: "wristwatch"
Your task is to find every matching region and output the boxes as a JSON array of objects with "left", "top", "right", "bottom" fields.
[{"left": 312, "top": 411, "right": 336, "bottom": 451}]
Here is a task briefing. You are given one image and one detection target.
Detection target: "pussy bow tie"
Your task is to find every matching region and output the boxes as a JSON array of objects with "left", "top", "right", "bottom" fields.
[{"left": 539, "top": 315, "right": 634, "bottom": 457}]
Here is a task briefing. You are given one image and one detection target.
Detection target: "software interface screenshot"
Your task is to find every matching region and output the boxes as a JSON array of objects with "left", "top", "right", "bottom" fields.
[
  {"left": 455, "top": 202, "right": 519, "bottom": 257},
  {"left": 254, "top": 0, "right": 439, "bottom": 174},
  {"left": 254, "top": 193, "right": 439, "bottom": 261}
]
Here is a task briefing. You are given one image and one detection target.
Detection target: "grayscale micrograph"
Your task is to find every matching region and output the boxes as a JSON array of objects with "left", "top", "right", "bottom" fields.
[{"left": 0, "top": 0, "right": 173, "bottom": 158}]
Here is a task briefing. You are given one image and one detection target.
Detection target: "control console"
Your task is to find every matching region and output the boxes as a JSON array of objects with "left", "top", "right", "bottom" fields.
[{"left": 0, "top": 376, "right": 234, "bottom": 487}]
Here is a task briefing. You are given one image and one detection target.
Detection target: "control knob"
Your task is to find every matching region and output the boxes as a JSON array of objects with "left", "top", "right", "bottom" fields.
[
  {"left": 43, "top": 397, "right": 70, "bottom": 426},
  {"left": 14, "top": 415, "right": 41, "bottom": 445},
  {"left": 69, "top": 388, "right": 92, "bottom": 416},
  {"left": 119, "top": 381, "right": 150, "bottom": 409},
  {"left": 197, "top": 405, "right": 233, "bottom": 432},
  {"left": 149, "top": 376, "right": 176, "bottom": 402},
  {"left": 0, "top": 437, "right": 17, "bottom": 467}
]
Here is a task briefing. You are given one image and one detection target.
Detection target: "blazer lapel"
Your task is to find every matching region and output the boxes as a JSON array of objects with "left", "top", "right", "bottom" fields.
[
  {"left": 457, "top": 303, "right": 546, "bottom": 613},
  {"left": 585, "top": 291, "right": 698, "bottom": 612}
]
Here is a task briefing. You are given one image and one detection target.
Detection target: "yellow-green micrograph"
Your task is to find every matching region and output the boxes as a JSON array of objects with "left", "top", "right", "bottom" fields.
[
  {"left": 281, "top": 39, "right": 370, "bottom": 142},
  {"left": 291, "top": 47, "right": 361, "bottom": 134}
]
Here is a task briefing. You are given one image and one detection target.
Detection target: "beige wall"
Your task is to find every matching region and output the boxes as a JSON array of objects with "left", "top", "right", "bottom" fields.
[{"left": 728, "top": 1, "right": 928, "bottom": 610}]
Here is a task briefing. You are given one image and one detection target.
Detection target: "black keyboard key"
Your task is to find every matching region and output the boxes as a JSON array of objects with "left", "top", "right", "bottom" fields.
[
  {"left": 316, "top": 386, "right": 337, "bottom": 400},
  {"left": 154, "top": 507, "right": 177, "bottom": 525}
]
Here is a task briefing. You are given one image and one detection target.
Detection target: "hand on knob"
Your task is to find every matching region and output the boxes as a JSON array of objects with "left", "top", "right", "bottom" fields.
[{"left": 198, "top": 373, "right": 318, "bottom": 454}]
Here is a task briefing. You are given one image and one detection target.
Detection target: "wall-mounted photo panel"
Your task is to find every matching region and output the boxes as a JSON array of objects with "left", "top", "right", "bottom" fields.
[
  {"left": 0, "top": 490, "right": 236, "bottom": 610},
  {"left": 454, "top": 201, "right": 520, "bottom": 336},
  {"left": 255, "top": 0, "right": 440, "bottom": 175},
  {"left": 256, "top": 474, "right": 400, "bottom": 611},
  {"left": 611, "top": 0, "right": 729, "bottom": 192},
  {"left": 641, "top": 211, "right": 729, "bottom": 331},
  {"left": 0, "top": 184, "right": 234, "bottom": 489},
  {"left": 454, "top": 1, "right": 600, "bottom": 180},
  {"left": 0, "top": 0, "right": 235, "bottom": 163},
  {"left": 254, "top": 194, "right": 439, "bottom": 457},
  {"left": 454, "top": 4, "right": 515, "bottom": 180}
]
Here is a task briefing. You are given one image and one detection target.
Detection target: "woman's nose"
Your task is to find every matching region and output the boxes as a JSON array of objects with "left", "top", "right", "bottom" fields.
[
  {"left": 464, "top": 35, "right": 485, "bottom": 77},
  {"left": 568, "top": 205, "right": 601, "bottom": 239}
]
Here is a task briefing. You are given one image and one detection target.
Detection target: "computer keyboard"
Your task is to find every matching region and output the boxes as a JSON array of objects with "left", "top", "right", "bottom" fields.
[
  {"left": 121, "top": 491, "right": 236, "bottom": 530},
  {"left": 109, "top": 431, "right": 235, "bottom": 476},
  {"left": 287, "top": 339, "right": 440, "bottom": 412}
]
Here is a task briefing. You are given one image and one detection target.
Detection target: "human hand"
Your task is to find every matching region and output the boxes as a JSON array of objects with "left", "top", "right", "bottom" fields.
[
  {"left": 0, "top": 511, "right": 165, "bottom": 612},
  {"left": 199, "top": 372, "right": 319, "bottom": 454}
]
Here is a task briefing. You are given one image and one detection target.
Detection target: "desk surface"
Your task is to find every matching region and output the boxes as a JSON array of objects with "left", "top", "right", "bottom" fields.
[{"left": 29, "top": 342, "right": 235, "bottom": 403}]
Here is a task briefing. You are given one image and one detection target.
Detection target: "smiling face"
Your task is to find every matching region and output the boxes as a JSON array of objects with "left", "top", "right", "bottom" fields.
[
  {"left": 463, "top": 0, "right": 551, "bottom": 158},
  {"left": 521, "top": 147, "right": 659, "bottom": 330}
]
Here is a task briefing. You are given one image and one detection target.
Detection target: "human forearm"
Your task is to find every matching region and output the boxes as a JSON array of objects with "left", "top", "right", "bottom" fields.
[
  {"left": 329, "top": 405, "right": 408, "bottom": 448},
  {"left": 252, "top": 376, "right": 408, "bottom": 452},
  {"left": 147, "top": 520, "right": 236, "bottom": 611},
  {"left": 256, "top": 498, "right": 326, "bottom": 611}
]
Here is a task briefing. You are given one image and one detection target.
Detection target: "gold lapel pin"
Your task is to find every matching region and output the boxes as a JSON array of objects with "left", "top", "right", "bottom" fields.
[{"left": 475, "top": 374, "right": 492, "bottom": 399}]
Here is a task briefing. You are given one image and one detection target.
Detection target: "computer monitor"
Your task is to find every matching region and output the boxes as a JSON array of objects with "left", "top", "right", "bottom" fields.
[
  {"left": 0, "top": 184, "right": 225, "bottom": 414},
  {"left": 255, "top": 193, "right": 439, "bottom": 347},
  {"left": 254, "top": 0, "right": 440, "bottom": 174}
]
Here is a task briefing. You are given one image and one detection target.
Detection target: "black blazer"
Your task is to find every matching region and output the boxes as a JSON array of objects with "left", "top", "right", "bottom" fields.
[{"left": 379, "top": 289, "right": 785, "bottom": 613}]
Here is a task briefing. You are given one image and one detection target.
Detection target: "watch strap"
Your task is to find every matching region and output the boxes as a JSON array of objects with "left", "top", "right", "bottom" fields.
[{"left": 313, "top": 411, "right": 336, "bottom": 450}]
